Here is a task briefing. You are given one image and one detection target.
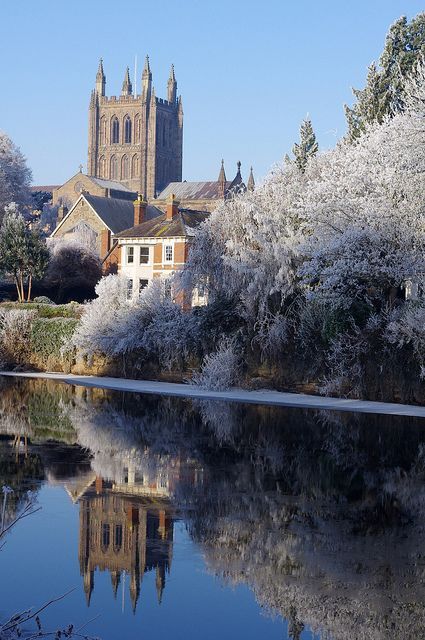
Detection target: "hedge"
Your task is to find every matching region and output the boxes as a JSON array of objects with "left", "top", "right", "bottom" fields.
[
  {"left": 30, "top": 317, "right": 79, "bottom": 362},
  {"left": 0, "top": 301, "right": 83, "bottom": 319}
]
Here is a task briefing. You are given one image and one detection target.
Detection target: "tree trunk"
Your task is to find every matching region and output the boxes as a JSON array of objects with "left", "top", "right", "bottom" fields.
[
  {"left": 19, "top": 272, "right": 25, "bottom": 303},
  {"left": 27, "top": 275, "right": 32, "bottom": 302},
  {"left": 14, "top": 277, "right": 21, "bottom": 302}
]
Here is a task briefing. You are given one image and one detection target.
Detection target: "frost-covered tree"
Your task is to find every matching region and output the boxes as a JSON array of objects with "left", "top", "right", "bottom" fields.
[
  {"left": 43, "top": 238, "right": 102, "bottom": 302},
  {"left": 0, "top": 206, "right": 49, "bottom": 302},
  {"left": 291, "top": 118, "right": 318, "bottom": 173},
  {"left": 0, "top": 132, "right": 32, "bottom": 224},
  {"left": 345, "top": 13, "right": 425, "bottom": 140}
]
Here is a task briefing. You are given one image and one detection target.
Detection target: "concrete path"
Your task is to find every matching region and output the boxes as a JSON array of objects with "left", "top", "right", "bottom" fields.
[{"left": 1, "top": 370, "right": 425, "bottom": 418}]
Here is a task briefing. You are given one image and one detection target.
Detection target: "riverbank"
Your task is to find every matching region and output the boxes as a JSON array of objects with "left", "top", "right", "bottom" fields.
[{"left": 2, "top": 371, "right": 425, "bottom": 417}]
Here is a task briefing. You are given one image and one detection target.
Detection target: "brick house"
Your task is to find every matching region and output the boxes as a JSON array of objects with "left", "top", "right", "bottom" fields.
[{"left": 114, "top": 194, "right": 208, "bottom": 305}]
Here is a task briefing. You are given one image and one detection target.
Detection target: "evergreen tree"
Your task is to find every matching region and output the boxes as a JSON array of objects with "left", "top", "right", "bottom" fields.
[
  {"left": 292, "top": 118, "right": 318, "bottom": 172},
  {"left": 345, "top": 13, "right": 425, "bottom": 141},
  {"left": 0, "top": 206, "right": 49, "bottom": 302}
]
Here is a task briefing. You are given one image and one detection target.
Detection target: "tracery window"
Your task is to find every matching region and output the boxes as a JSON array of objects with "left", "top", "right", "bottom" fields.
[
  {"left": 111, "top": 116, "right": 119, "bottom": 144},
  {"left": 131, "top": 154, "right": 139, "bottom": 178},
  {"left": 124, "top": 115, "right": 132, "bottom": 143},
  {"left": 134, "top": 114, "right": 141, "bottom": 143},
  {"left": 100, "top": 116, "right": 107, "bottom": 145},
  {"left": 121, "top": 155, "right": 129, "bottom": 179},
  {"left": 98, "top": 155, "right": 106, "bottom": 178},
  {"left": 110, "top": 155, "right": 118, "bottom": 179}
]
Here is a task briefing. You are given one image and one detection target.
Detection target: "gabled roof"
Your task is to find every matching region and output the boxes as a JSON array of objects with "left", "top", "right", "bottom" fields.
[
  {"left": 156, "top": 181, "right": 231, "bottom": 201},
  {"left": 51, "top": 193, "right": 163, "bottom": 237},
  {"left": 114, "top": 209, "right": 209, "bottom": 239}
]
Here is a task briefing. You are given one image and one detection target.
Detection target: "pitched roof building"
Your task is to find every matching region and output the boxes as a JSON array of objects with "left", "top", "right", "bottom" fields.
[{"left": 153, "top": 160, "right": 254, "bottom": 213}]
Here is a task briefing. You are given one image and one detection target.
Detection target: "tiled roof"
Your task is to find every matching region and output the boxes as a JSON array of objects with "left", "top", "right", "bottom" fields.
[
  {"left": 84, "top": 194, "right": 163, "bottom": 234},
  {"left": 156, "top": 181, "right": 231, "bottom": 201},
  {"left": 114, "top": 209, "right": 209, "bottom": 239}
]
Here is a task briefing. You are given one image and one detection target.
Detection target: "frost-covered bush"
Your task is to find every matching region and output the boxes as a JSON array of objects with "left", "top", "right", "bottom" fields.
[
  {"left": 30, "top": 317, "right": 79, "bottom": 369},
  {"left": 33, "top": 295, "right": 54, "bottom": 304},
  {"left": 71, "top": 273, "right": 133, "bottom": 360},
  {"left": 192, "top": 338, "right": 241, "bottom": 391},
  {"left": 385, "top": 301, "right": 425, "bottom": 377},
  {"left": 0, "top": 309, "right": 36, "bottom": 365}
]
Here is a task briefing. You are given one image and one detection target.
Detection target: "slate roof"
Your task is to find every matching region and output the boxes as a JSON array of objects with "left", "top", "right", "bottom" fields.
[
  {"left": 84, "top": 194, "right": 163, "bottom": 234},
  {"left": 30, "top": 185, "right": 60, "bottom": 193},
  {"left": 90, "top": 176, "right": 135, "bottom": 193},
  {"left": 114, "top": 209, "right": 209, "bottom": 239},
  {"left": 156, "top": 181, "right": 231, "bottom": 201}
]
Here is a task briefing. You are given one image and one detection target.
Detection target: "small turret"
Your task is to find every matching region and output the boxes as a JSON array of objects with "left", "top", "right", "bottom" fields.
[
  {"left": 121, "top": 67, "right": 132, "bottom": 96},
  {"left": 247, "top": 166, "right": 255, "bottom": 191},
  {"left": 95, "top": 58, "right": 106, "bottom": 96},
  {"left": 142, "top": 55, "right": 152, "bottom": 103},
  {"left": 167, "top": 64, "right": 177, "bottom": 104}
]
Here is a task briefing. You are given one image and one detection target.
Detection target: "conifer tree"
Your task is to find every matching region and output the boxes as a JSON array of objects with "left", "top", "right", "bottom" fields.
[
  {"left": 0, "top": 207, "right": 49, "bottom": 301},
  {"left": 345, "top": 13, "right": 425, "bottom": 140},
  {"left": 292, "top": 118, "right": 318, "bottom": 173}
]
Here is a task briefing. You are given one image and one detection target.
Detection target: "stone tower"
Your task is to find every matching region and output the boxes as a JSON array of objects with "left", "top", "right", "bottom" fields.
[{"left": 88, "top": 57, "right": 183, "bottom": 199}]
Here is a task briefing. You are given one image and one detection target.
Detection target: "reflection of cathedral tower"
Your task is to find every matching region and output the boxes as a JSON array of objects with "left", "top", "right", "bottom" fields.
[{"left": 78, "top": 478, "right": 173, "bottom": 611}]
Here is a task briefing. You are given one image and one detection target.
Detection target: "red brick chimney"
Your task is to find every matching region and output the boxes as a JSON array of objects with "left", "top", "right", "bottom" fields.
[
  {"left": 166, "top": 193, "right": 179, "bottom": 220},
  {"left": 133, "top": 194, "right": 147, "bottom": 226}
]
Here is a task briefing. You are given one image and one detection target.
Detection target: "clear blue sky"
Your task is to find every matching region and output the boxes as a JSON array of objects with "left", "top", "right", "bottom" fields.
[{"left": 1, "top": 0, "right": 424, "bottom": 186}]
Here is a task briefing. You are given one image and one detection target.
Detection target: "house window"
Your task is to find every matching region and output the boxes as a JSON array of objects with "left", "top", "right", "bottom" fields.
[
  {"left": 164, "top": 244, "right": 173, "bottom": 262},
  {"left": 139, "top": 246, "right": 149, "bottom": 264},
  {"left": 139, "top": 278, "right": 149, "bottom": 293},
  {"left": 126, "top": 246, "right": 134, "bottom": 264},
  {"left": 164, "top": 278, "right": 172, "bottom": 299},
  {"left": 127, "top": 279, "right": 133, "bottom": 298}
]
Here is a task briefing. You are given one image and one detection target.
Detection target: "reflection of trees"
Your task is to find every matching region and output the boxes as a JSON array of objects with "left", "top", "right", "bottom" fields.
[
  {"left": 186, "top": 407, "right": 425, "bottom": 640},
  {"left": 3, "top": 378, "right": 425, "bottom": 638}
]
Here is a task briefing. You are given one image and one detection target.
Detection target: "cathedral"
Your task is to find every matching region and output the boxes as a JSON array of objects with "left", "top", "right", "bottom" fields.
[{"left": 87, "top": 57, "right": 183, "bottom": 199}]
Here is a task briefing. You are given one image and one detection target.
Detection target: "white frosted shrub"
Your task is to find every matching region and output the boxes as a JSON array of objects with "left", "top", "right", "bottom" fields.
[
  {"left": 0, "top": 309, "right": 36, "bottom": 364},
  {"left": 192, "top": 338, "right": 241, "bottom": 391}
]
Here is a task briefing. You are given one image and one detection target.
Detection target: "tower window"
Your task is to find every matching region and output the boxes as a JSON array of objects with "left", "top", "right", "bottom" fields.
[
  {"left": 99, "top": 155, "right": 106, "bottom": 178},
  {"left": 111, "top": 116, "right": 119, "bottom": 144},
  {"left": 124, "top": 115, "right": 132, "bottom": 143},
  {"left": 121, "top": 155, "right": 129, "bottom": 180},
  {"left": 101, "top": 523, "right": 110, "bottom": 550},
  {"left": 114, "top": 525, "right": 123, "bottom": 552},
  {"left": 110, "top": 155, "right": 118, "bottom": 180}
]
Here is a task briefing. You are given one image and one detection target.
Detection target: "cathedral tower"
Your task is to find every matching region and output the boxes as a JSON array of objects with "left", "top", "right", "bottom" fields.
[{"left": 87, "top": 57, "right": 183, "bottom": 199}]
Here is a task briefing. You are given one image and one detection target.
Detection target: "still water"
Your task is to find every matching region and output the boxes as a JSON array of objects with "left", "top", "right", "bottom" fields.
[{"left": 1, "top": 377, "right": 425, "bottom": 639}]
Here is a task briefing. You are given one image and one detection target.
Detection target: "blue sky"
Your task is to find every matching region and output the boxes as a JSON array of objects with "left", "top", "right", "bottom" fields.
[{"left": 1, "top": 0, "right": 424, "bottom": 186}]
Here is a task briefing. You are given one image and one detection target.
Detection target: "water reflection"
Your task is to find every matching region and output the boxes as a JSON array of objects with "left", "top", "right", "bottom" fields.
[
  {"left": 1, "top": 377, "right": 425, "bottom": 639},
  {"left": 77, "top": 478, "right": 173, "bottom": 611}
]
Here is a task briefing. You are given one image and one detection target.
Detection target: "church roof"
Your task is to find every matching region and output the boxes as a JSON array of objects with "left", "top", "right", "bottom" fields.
[
  {"left": 114, "top": 209, "right": 209, "bottom": 239},
  {"left": 156, "top": 181, "right": 232, "bottom": 202},
  {"left": 89, "top": 176, "right": 135, "bottom": 193},
  {"left": 84, "top": 194, "right": 162, "bottom": 234}
]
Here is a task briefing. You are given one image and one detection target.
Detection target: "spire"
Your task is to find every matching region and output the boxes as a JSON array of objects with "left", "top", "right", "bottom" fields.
[
  {"left": 247, "top": 166, "right": 255, "bottom": 191},
  {"left": 218, "top": 158, "right": 227, "bottom": 183},
  {"left": 142, "top": 55, "right": 152, "bottom": 102},
  {"left": 156, "top": 566, "right": 165, "bottom": 604},
  {"left": 226, "top": 161, "right": 244, "bottom": 198},
  {"left": 218, "top": 159, "right": 227, "bottom": 198},
  {"left": 167, "top": 64, "right": 177, "bottom": 104},
  {"left": 121, "top": 66, "right": 132, "bottom": 96},
  {"left": 95, "top": 58, "right": 106, "bottom": 96}
]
